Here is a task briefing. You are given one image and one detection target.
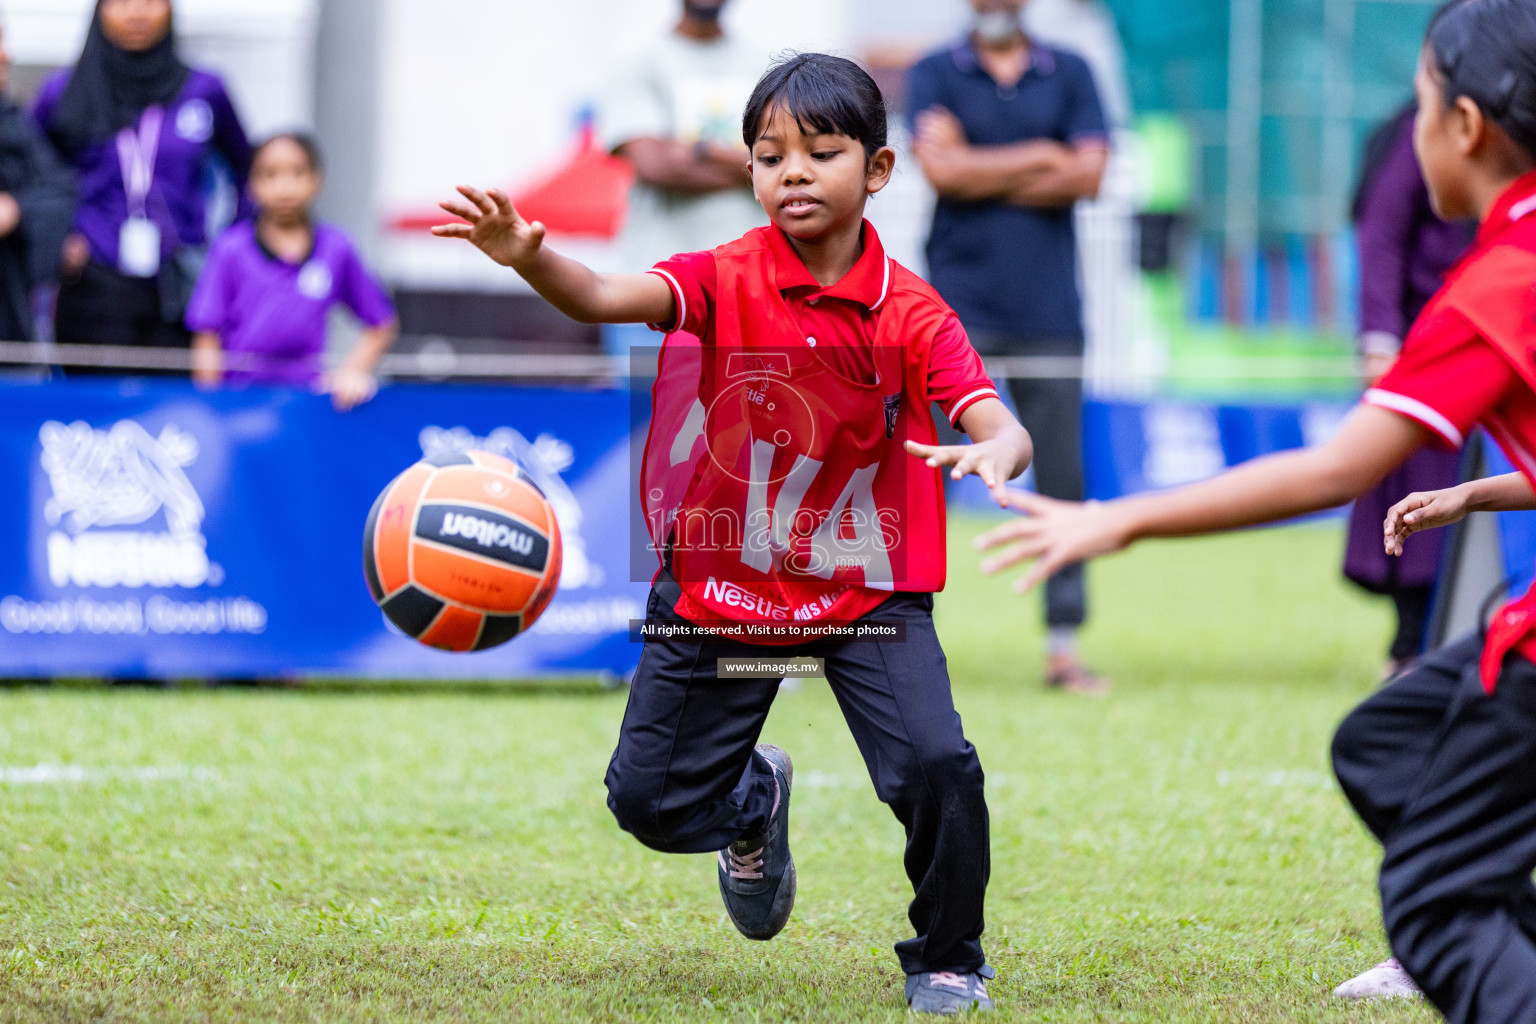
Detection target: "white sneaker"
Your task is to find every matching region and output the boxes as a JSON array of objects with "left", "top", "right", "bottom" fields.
[{"left": 1333, "top": 958, "right": 1422, "bottom": 999}]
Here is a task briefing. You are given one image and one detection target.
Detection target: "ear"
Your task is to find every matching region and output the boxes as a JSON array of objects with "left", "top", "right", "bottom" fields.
[
  {"left": 865, "top": 146, "right": 896, "bottom": 196},
  {"left": 1452, "top": 94, "right": 1488, "bottom": 157}
]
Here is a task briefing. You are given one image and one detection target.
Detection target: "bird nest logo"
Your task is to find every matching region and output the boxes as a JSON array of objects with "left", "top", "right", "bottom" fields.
[
  {"left": 419, "top": 425, "right": 599, "bottom": 588},
  {"left": 37, "top": 420, "right": 218, "bottom": 589}
]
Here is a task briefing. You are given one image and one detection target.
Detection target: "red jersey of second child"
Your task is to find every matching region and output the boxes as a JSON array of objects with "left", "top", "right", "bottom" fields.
[
  {"left": 642, "top": 222, "right": 998, "bottom": 639},
  {"left": 1365, "top": 170, "right": 1536, "bottom": 689}
]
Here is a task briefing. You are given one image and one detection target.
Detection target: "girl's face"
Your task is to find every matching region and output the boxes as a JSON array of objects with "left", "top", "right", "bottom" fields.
[
  {"left": 250, "top": 139, "right": 322, "bottom": 222},
  {"left": 99, "top": 0, "right": 173, "bottom": 53},
  {"left": 1413, "top": 47, "right": 1477, "bottom": 221},
  {"left": 748, "top": 104, "right": 894, "bottom": 242}
]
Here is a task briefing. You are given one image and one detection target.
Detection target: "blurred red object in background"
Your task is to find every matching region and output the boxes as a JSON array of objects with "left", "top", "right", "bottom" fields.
[{"left": 391, "top": 122, "right": 634, "bottom": 239}]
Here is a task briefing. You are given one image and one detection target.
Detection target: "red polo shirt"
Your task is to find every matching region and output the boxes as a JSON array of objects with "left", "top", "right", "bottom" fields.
[
  {"left": 1366, "top": 171, "right": 1536, "bottom": 686},
  {"left": 649, "top": 223, "right": 999, "bottom": 427},
  {"left": 640, "top": 222, "right": 1001, "bottom": 639}
]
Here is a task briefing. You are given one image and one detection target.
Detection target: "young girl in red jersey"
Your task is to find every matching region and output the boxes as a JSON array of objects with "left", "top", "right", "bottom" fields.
[
  {"left": 435, "top": 54, "right": 1032, "bottom": 1015},
  {"left": 977, "top": 2, "right": 1536, "bottom": 1018}
]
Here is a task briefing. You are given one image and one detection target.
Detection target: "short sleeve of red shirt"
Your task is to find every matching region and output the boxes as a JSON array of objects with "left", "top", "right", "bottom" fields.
[
  {"left": 1364, "top": 306, "right": 1520, "bottom": 449},
  {"left": 648, "top": 252, "right": 716, "bottom": 336},
  {"left": 929, "top": 314, "right": 999, "bottom": 427}
]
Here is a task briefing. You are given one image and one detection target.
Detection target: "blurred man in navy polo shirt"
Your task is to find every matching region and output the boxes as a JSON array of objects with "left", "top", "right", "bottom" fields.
[{"left": 909, "top": 0, "right": 1109, "bottom": 694}]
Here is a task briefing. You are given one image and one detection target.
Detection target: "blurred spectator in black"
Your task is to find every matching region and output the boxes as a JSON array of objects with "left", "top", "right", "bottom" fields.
[
  {"left": 909, "top": 0, "right": 1109, "bottom": 695},
  {"left": 33, "top": 0, "right": 252, "bottom": 367},
  {"left": 0, "top": 22, "right": 75, "bottom": 341},
  {"left": 1343, "top": 103, "right": 1471, "bottom": 679},
  {"left": 600, "top": 0, "right": 764, "bottom": 271}
]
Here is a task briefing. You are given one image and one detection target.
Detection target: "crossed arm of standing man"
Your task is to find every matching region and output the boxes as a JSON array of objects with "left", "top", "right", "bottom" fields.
[
  {"left": 615, "top": 138, "right": 750, "bottom": 195},
  {"left": 912, "top": 106, "right": 1107, "bottom": 207}
]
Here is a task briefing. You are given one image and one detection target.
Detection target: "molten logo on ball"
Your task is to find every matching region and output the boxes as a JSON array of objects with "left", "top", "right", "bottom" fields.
[
  {"left": 438, "top": 512, "right": 536, "bottom": 556},
  {"left": 362, "top": 450, "right": 562, "bottom": 652}
]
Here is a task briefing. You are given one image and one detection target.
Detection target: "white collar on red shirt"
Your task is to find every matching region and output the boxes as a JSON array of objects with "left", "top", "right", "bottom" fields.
[{"left": 1475, "top": 169, "right": 1536, "bottom": 246}]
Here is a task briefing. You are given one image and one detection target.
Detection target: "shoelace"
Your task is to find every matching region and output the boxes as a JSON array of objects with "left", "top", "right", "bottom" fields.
[
  {"left": 1378, "top": 958, "right": 1403, "bottom": 970},
  {"left": 723, "top": 843, "right": 765, "bottom": 880}
]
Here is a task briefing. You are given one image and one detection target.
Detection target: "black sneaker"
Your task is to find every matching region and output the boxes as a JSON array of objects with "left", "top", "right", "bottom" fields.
[
  {"left": 906, "top": 966, "right": 996, "bottom": 1014},
  {"left": 717, "top": 743, "right": 795, "bottom": 940}
]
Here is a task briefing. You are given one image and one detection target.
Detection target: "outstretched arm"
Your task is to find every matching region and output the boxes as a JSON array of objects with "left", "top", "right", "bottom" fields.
[
  {"left": 1384, "top": 472, "right": 1536, "bottom": 554},
  {"left": 976, "top": 404, "right": 1431, "bottom": 593},
  {"left": 433, "top": 185, "right": 674, "bottom": 325}
]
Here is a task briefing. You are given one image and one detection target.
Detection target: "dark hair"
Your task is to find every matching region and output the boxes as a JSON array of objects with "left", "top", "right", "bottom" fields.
[
  {"left": 1425, "top": 0, "right": 1536, "bottom": 160},
  {"left": 253, "top": 131, "right": 324, "bottom": 173},
  {"left": 741, "top": 52, "right": 888, "bottom": 159}
]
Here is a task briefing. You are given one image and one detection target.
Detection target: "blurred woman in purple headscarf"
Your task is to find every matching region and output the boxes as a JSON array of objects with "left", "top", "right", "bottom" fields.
[
  {"left": 1344, "top": 102, "right": 1473, "bottom": 678},
  {"left": 32, "top": 0, "right": 251, "bottom": 365}
]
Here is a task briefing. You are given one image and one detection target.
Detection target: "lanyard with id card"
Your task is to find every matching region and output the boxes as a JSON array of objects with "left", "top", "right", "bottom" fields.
[{"left": 117, "top": 105, "right": 164, "bottom": 278}]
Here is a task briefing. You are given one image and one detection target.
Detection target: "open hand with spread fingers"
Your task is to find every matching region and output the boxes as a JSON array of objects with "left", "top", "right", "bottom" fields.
[
  {"left": 432, "top": 185, "right": 546, "bottom": 268},
  {"left": 974, "top": 491, "right": 1135, "bottom": 594},
  {"left": 1383, "top": 486, "right": 1471, "bottom": 556},
  {"left": 905, "top": 437, "right": 1017, "bottom": 507}
]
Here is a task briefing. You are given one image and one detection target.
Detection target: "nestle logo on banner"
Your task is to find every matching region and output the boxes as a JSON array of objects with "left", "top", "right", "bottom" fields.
[
  {"left": 439, "top": 512, "right": 535, "bottom": 555},
  {"left": 38, "top": 420, "right": 218, "bottom": 589}
]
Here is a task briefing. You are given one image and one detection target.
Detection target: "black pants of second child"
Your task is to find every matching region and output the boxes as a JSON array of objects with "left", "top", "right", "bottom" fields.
[
  {"left": 1332, "top": 634, "right": 1536, "bottom": 1023},
  {"left": 605, "top": 573, "right": 990, "bottom": 975}
]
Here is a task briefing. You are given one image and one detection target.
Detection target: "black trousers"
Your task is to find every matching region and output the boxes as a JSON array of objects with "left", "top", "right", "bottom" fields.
[
  {"left": 1389, "top": 586, "right": 1435, "bottom": 664},
  {"left": 1332, "top": 634, "right": 1536, "bottom": 1023},
  {"left": 1004, "top": 374, "right": 1086, "bottom": 627},
  {"left": 605, "top": 575, "right": 990, "bottom": 974},
  {"left": 54, "top": 260, "right": 189, "bottom": 373}
]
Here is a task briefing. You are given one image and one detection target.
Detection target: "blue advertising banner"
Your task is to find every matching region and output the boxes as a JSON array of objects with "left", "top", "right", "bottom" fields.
[
  {"left": 1082, "top": 399, "right": 1353, "bottom": 500},
  {"left": 0, "top": 380, "right": 649, "bottom": 679},
  {"left": 0, "top": 381, "right": 1361, "bottom": 679}
]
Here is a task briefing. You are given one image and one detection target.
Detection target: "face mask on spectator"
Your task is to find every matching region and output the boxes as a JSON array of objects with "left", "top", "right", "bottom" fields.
[
  {"left": 683, "top": 1, "right": 724, "bottom": 23},
  {"left": 973, "top": 10, "right": 1024, "bottom": 47}
]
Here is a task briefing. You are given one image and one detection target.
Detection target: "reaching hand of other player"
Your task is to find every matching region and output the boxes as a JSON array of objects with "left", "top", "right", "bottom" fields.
[
  {"left": 1383, "top": 486, "right": 1473, "bottom": 556},
  {"left": 974, "top": 492, "right": 1134, "bottom": 594},
  {"left": 1383, "top": 473, "right": 1536, "bottom": 556},
  {"left": 433, "top": 185, "right": 545, "bottom": 268}
]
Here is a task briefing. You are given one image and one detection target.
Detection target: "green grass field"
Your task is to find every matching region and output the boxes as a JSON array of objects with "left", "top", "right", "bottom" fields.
[{"left": 0, "top": 518, "right": 1445, "bottom": 1023}]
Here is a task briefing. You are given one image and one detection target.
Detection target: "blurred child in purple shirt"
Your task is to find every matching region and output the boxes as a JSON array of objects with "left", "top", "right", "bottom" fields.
[{"left": 187, "top": 133, "right": 397, "bottom": 410}]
